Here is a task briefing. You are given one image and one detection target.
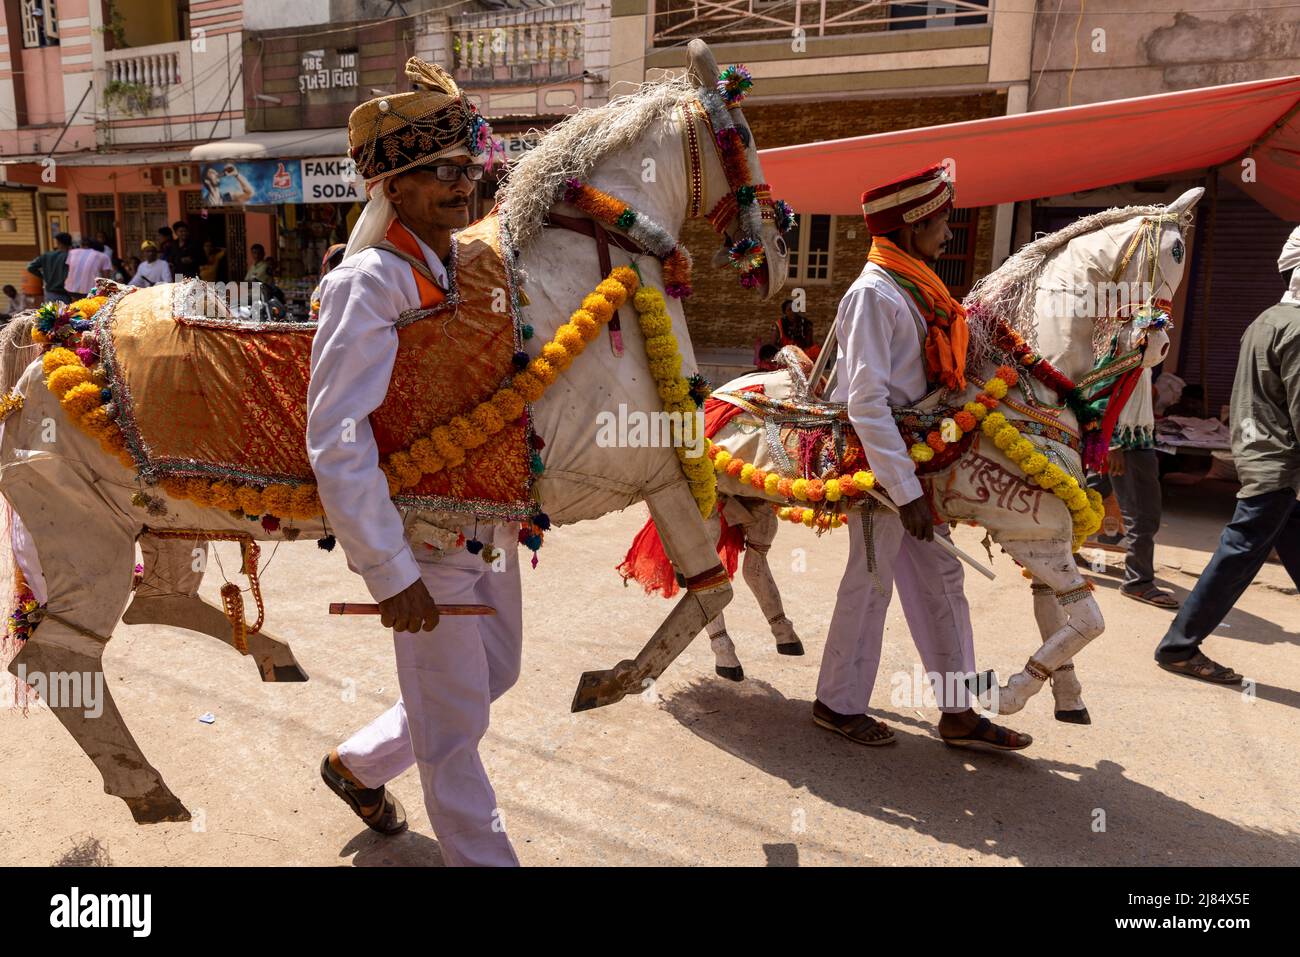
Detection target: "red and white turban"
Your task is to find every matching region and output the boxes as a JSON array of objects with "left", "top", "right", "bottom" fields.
[{"left": 860, "top": 163, "right": 955, "bottom": 235}]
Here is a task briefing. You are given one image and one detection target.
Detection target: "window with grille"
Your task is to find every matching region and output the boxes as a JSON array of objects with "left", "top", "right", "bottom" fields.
[
  {"left": 930, "top": 206, "right": 975, "bottom": 297},
  {"left": 888, "top": 0, "right": 988, "bottom": 30},
  {"left": 21, "top": 0, "right": 60, "bottom": 48},
  {"left": 121, "top": 193, "right": 170, "bottom": 256},
  {"left": 786, "top": 213, "right": 835, "bottom": 285}
]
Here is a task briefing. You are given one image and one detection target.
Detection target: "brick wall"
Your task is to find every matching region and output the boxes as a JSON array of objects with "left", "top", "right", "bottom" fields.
[{"left": 682, "top": 91, "right": 1006, "bottom": 351}]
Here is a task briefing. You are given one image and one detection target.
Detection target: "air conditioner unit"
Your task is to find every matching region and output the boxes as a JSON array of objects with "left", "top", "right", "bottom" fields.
[
  {"left": 141, "top": 168, "right": 153, "bottom": 184},
  {"left": 178, "top": 165, "right": 194, "bottom": 184},
  {"left": 163, "top": 168, "right": 176, "bottom": 187}
]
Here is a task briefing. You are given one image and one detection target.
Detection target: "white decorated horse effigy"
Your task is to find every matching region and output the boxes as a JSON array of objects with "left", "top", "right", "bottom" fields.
[
  {"left": 0, "top": 40, "right": 790, "bottom": 823},
  {"left": 611, "top": 188, "right": 1204, "bottom": 722}
]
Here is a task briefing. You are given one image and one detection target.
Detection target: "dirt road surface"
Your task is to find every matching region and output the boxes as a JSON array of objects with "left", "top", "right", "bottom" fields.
[{"left": 2, "top": 485, "right": 1296, "bottom": 866}]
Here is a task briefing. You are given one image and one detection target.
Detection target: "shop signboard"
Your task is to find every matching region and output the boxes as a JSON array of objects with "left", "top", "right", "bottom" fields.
[
  {"left": 201, "top": 158, "right": 362, "bottom": 206},
  {"left": 301, "top": 158, "right": 363, "bottom": 202}
]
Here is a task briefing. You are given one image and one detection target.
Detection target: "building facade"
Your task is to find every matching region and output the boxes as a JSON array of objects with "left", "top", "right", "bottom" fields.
[
  {"left": 1024, "top": 0, "right": 1300, "bottom": 414},
  {"left": 0, "top": 0, "right": 612, "bottom": 312},
  {"left": 609, "top": 0, "right": 1034, "bottom": 375},
  {"left": 0, "top": 0, "right": 244, "bottom": 297}
]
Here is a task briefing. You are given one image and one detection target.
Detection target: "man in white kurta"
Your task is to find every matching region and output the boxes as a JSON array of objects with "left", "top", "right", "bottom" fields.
[
  {"left": 814, "top": 164, "right": 1031, "bottom": 751},
  {"left": 306, "top": 58, "right": 523, "bottom": 865}
]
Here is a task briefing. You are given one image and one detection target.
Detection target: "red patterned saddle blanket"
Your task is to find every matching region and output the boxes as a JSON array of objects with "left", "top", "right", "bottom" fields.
[{"left": 98, "top": 212, "right": 534, "bottom": 518}]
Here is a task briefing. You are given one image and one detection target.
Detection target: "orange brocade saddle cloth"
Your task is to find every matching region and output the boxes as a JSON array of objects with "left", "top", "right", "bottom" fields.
[{"left": 101, "top": 212, "right": 535, "bottom": 519}]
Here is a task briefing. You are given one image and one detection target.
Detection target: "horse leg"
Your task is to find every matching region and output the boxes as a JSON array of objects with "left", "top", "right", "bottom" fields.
[
  {"left": 970, "top": 537, "right": 1103, "bottom": 716},
  {"left": 572, "top": 481, "right": 733, "bottom": 711},
  {"left": 701, "top": 507, "right": 744, "bottom": 682},
  {"left": 738, "top": 503, "right": 804, "bottom": 656},
  {"left": 121, "top": 535, "right": 308, "bottom": 682},
  {"left": 2, "top": 470, "right": 189, "bottom": 823},
  {"left": 1031, "top": 580, "right": 1091, "bottom": 724}
]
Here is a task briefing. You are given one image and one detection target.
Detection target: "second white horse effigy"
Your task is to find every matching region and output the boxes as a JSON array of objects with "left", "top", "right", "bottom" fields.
[{"left": 612, "top": 188, "right": 1203, "bottom": 722}]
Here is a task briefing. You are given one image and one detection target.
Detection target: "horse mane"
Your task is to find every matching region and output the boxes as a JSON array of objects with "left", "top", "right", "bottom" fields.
[
  {"left": 0, "top": 311, "right": 40, "bottom": 398},
  {"left": 964, "top": 203, "right": 1167, "bottom": 368},
  {"left": 499, "top": 74, "right": 698, "bottom": 249}
]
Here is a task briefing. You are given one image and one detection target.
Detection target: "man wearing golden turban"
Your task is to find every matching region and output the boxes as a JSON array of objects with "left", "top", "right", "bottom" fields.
[{"left": 306, "top": 58, "right": 523, "bottom": 865}]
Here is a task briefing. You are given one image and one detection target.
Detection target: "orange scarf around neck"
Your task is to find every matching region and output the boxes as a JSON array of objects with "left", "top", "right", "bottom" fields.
[
  {"left": 386, "top": 218, "right": 447, "bottom": 309},
  {"left": 867, "top": 235, "right": 968, "bottom": 391}
]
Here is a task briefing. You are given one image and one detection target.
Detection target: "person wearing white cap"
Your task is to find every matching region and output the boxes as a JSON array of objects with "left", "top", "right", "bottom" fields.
[
  {"left": 306, "top": 57, "right": 522, "bottom": 866},
  {"left": 1154, "top": 225, "right": 1300, "bottom": 684}
]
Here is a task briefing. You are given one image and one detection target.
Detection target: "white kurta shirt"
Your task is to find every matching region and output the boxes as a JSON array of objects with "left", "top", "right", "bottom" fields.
[
  {"left": 827, "top": 262, "right": 928, "bottom": 506},
  {"left": 306, "top": 229, "right": 450, "bottom": 602},
  {"left": 129, "top": 258, "right": 173, "bottom": 287}
]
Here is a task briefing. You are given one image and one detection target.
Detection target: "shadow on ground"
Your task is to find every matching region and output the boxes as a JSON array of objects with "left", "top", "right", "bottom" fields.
[
  {"left": 660, "top": 677, "right": 1300, "bottom": 866},
  {"left": 340, "top": 826, "right": 444, "bottom": 867}
]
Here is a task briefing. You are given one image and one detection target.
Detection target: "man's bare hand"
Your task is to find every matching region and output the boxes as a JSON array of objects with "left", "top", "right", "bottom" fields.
[
  {"left": 899, "top": 497, "right": 935, "bottom": 541},
  {"left": 378, "top": 579, "right": 440, "bottom": 633},
  {"left": 1106, "top": 449, "right": 1126, "bottom": 476}
]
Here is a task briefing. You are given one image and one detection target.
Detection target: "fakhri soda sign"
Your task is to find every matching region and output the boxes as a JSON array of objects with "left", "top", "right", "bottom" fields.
[{"left": 200, "top": 157, "right": 362, "bottom": 206}]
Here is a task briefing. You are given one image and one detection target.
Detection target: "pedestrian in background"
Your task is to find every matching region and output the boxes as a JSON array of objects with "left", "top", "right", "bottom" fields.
[
  {"left": 1154, "top": 226, "right": 1300, "bottom": 684},
  {"left": 130, "top": 241, "right": 173, "bottom": 287},
  {"left": 26, "top": 232, "right": 73, "bottom": 303},
  {"left": 1086, "top": 366, "right": 1179, "bottom": 608},
  {"left": 65, "top": 237, "right": 113, "bottom": 297}
]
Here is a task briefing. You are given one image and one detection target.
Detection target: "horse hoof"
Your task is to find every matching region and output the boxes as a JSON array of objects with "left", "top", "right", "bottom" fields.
[
  {"left": 270, "top": 663, "right": 309, "bottom": 682},
  {"left": 715, "top": 665, "right": 745, "bottom": 682},
  {"left": 776, "top": 640, "right": 805, "bottom": 657},
  {"left": 123, "top": 786, "right": 191, "bottom": 825},
  {"left": 965, "top": 670, "right": 997, "bottom": 697},
  {"left": 1055, "top": 708, "right": 1092, "bottom": 725}
]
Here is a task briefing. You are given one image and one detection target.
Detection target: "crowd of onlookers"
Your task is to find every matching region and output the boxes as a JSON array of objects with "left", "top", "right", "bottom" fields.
[{"left": 13, "top": 221, "right": 286, "bottom": 319}]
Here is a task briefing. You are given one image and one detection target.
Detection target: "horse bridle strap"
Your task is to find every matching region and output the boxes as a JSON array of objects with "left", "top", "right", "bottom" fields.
[{"left": 543, "top": 211, "right": 643, "bottom": 356}]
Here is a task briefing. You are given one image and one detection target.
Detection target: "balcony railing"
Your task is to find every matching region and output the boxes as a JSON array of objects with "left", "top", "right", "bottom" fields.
[
  {"left": 652, "top": 0, "right": 989, "bottom": 45},
  {"left": 452, "top": 3, "right": 583, "bottom": 80},
  {"left": 105, "top": 43, "right": 184, "bottom": 91}
]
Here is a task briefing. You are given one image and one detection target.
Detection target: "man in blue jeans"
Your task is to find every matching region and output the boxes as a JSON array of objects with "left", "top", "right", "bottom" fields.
[{"left": 1155, "top": 227, "right": 1300, "bottom": 683}]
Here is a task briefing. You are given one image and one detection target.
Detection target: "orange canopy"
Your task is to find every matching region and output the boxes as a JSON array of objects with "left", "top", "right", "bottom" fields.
[{"left": 759, "top": 75, "right": 1300, "bottom": 221}]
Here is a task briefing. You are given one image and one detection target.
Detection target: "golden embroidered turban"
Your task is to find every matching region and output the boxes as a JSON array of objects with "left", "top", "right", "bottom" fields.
[{"left": 348, "top": 57, "right": 494, "bottom": 185}]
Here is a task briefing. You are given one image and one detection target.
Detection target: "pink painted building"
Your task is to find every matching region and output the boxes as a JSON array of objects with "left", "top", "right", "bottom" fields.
[{"left": 0, "top": 0, "right": 246, "bottom": 292}]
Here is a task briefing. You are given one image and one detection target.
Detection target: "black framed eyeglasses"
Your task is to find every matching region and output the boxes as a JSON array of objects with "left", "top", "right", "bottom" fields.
[{"left": 419, "top": 163, "right": 486, "bottom": 183}]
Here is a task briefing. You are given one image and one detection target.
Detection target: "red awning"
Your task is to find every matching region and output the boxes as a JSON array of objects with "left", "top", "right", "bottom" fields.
[{"left": 759, "top": 75, "right": 1300, "bottom": 221}]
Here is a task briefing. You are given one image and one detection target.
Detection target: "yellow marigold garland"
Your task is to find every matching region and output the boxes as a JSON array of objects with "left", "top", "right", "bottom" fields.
[
  {"left": 708, "top": 363, "right": 1103, "bottom": 549},
  {"left": 629, "top": 282, "right": 717, "bottom": 518}
]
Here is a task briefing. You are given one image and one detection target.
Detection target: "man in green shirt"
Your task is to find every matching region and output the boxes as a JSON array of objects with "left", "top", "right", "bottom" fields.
[
  {"left": 26, "top": 232, "right": 73, "bottom": 303},
  {"left": 1155, "top": 226, "right": 1300, "bottom": 683}
]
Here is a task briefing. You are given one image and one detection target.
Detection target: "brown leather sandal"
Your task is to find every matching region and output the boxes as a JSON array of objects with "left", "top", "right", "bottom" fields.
[
  {"left": 1157, "top": 651, "right": 1242, "bottom": 686},
  {"left": 812, "top": 700, "right": 896, "bottom": 746},
  {"left": 941, "top": 716, "right": 1033, "bottom": 752},
  {"left": 320, "top": 755, "right": 408, "bottom": 835}
]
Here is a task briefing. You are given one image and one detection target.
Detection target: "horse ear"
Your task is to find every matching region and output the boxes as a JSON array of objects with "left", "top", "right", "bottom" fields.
[
  {"left": 687, "top": 39, "right": 721, "bottom": 91},
  {"left": 1166, "top": 187, "right": 1205, "bottom": 216}
]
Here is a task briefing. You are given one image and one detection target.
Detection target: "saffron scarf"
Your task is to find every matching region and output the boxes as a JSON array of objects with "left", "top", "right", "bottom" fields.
[
  {"left": 867, "top": 236, "right": 969, "bottom": 391},
  {"left": 384, "top": 218, "right": 447, "bottom": 309}
]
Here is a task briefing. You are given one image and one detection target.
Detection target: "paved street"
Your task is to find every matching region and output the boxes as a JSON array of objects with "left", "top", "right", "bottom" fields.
[{"left": 1, "top": 484, "right": 1296, "bottom": 866}]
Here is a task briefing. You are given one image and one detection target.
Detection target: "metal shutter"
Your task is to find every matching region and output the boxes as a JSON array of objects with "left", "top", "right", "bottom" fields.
[{"left": 1179, "top": 189, "right": 1292, "bottom": 414}]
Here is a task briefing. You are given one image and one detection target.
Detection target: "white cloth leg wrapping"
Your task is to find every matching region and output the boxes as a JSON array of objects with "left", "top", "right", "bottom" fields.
[
  {"left": 816, "top": 507, "right": 974, "bottom": 715},
  {"left": 336, "top": 538, "right": 523, "bottom": 867},
  {"left": 11, "top": 510, "right": 47, "bottom": 603}
]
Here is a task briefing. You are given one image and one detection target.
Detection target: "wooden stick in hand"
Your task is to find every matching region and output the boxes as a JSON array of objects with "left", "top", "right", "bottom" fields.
[{"left": 329, "top": 602, "right": 496, "bottom": 616}]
